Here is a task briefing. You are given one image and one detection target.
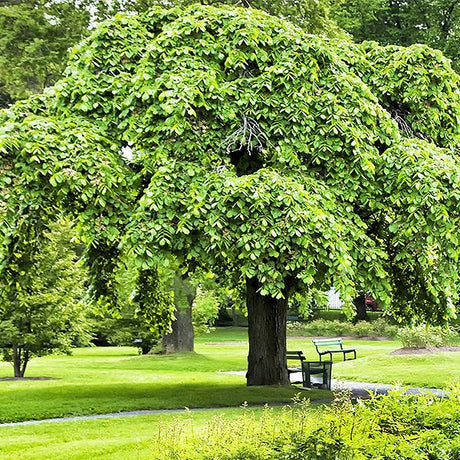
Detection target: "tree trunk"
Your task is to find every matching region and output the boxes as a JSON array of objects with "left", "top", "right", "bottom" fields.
[
  {"left": 12, "top": 344, "right": 25, "bottom": 378},
  {"left": 354, "top": 293, "right": 368, "bottom": 321},
  {"left": 162, "top": 274, "right": 195, "bottom": 354},
  {"left": 231, "top": 299, "right": 239, "bottom": 327},
  {"left": 246, "top": 277, "right": 291, "bottom": 386}
]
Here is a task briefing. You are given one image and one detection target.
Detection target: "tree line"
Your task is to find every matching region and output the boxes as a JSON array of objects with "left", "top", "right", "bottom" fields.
[{"left": 0, "top": 0, "right": 458, "bottom": 108}]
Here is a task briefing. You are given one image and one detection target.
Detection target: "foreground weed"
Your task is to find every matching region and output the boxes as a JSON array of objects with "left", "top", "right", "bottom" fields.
[{"left": 153, "top": 386, "right": 460, "bottom": 459}]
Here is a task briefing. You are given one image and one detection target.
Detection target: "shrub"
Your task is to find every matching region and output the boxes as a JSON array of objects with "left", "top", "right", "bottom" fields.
[
  {"left": 154, "top": 385, "right": 460, "bottom": 459},
  {"left": 310, "top": 310, "right": 385, "bottom": 322},
  {"left": 193, "top": 289, "right": 220, "bottom": 335},
  {"left": 311, "top": 310, "right": 349, "bottom": 322},
  {"left": 287, "top": 318, "right": 398, "bottom": 338},
  {"left": 397, "top": 325, "right": 458, "bottom": 348}
]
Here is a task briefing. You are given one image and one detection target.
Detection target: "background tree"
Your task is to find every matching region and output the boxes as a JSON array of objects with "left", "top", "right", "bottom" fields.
[
  {"left": 0, "top": 220, "right": 90, "bottom": 377},
  {"left": 1, "top": 6, "right": 459, "bottom": 385},
  {"left": 0, "top": 0, "right": 92, "bottom": 106},
  {"left": 89, "top": 253, "right": 175, "bottom": 354},
  {"left": 331, "top": 0, "right": 460, "bottom": 71},
  {"left": 130, "top": 0, "right": 345, "bottom": 36}
]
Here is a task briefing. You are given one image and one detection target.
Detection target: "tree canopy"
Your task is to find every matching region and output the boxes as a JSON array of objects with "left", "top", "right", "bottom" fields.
[
  {"left": 0, "top": 219, "right": 90, "bottom": 377},
  {"left": 331, "top": 0, "right": 460, "bottom": 71},
  {"left": 1, "top": 5, "right": 459, "bottom": 384},
  {"left": 0, "top": 0, "right": 344, "bottom": 108},
  {"left": 0, "top": 0, "right": 92, "bottom": 105}
]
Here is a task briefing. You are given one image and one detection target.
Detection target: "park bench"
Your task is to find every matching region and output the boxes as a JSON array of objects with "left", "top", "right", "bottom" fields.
[
  {"left": 286, "top": 350, "right": 305, "bottom": 384},
  {"left": 312, "top": 338, "right": 356, "bottom": 362}
]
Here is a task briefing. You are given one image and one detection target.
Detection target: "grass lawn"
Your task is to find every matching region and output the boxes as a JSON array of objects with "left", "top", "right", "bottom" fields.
[
  {"left": 0, "top": 328, "right": 325, "bottom": 423},
  {"left": 0, "top": 327, "right": 458, "bottom": 459},
  {"left": 0, "top": 327, "right": 458, "bottom": 424},
  {"left": 0, "top": 406, "right": 298, "bottom": 460},
  {"left": 287, "top": 335, "right": 460, "bottom": 388}
]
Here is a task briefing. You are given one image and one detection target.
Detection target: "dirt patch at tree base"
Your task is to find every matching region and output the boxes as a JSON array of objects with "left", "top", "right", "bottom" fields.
[
  {"left": 0, "top": 377, "right": 54, "bottom": 381},
  {"left": 390, "top": 346, "right": 460, "bottom": 355}
]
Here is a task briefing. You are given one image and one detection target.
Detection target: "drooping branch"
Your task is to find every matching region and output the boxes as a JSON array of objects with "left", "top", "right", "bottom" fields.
[
  {"left": 391, "top": 108, "right": 413, "bottom": 137},
  {"left": 222, "top": 116, "right": 269, "bottom": 156}
]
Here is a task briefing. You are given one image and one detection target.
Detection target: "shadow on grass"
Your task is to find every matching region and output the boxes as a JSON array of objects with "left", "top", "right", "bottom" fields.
[
  {"left": 82, "top": 352, "right": 247, "bottom": 373},
  {"left": 1, "top": 381, "right": 327, "bottom": 423}
]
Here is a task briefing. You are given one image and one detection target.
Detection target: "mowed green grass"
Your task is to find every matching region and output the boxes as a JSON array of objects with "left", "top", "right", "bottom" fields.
[
  {"left": 0, "top": 327, "right": 458, "bottom": 460},
  {"left": 0, "top": 328, "right": 321, "bottom": 423},
  {"left": 0, "top": 406, "right": 299, "bottom": 460},
  {"left": 287, "top": 335, "right": 460, "bottom": 388},
  {"left": 0, "top": 327, "right": 458, "bottom": 425}
]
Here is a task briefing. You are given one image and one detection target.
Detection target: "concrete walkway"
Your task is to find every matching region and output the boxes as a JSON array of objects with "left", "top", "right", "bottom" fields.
[
  {"left": 0, "top": 377, "right": 448, "bottom": 428},
  {"left": 0, "top": 407, "right": 225, "bottom": 428},
  {"left": 330, "top": 379, "right": 448, "bottom": 398},
  {"left": 221, "top": 370, "right": 449, "bottom": 398}
]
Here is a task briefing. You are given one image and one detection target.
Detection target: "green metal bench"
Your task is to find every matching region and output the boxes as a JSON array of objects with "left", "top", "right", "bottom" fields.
[
  {"left": 302, "top": 361, "right": 333, "bottom": 390},
  {"left": 286, "top": 350, "right": 305, "bottom": 384},
  {"left": 312, "top": 338, "right": 356, "bottom": 361}
]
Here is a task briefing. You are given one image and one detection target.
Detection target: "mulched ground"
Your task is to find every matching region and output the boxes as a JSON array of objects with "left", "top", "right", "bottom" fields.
[{"left": 390, "top": 346, "right": 460, "bottom": 355}]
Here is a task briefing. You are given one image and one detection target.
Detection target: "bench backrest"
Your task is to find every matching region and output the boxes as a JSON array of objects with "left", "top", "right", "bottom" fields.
[
  {"left": 312, "top": 338, "right": 344, "bottom": 350},
  {"left": 286, "top": 350, "right": 305, "bottom": 361}
]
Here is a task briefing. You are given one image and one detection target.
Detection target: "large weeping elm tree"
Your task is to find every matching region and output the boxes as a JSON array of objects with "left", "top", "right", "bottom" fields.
[{"left": 1, "top": 5, "right": 459, "bottom": 384}]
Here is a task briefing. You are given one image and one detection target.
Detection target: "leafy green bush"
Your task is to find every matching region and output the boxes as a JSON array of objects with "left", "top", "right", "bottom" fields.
[
  {"left": 397, "top": 325, "right": 458, "bottom": 348},
  {"left": 311, "top": 310, "right": 349, "bottom": 322},
  {"left": 154, "top": 386, "right": 460, "bottom": 459},
  {"left": 310, "top": 310, "right": 385, "bottom": 322},
  {"left": 287, "top": 318, "right": 398, "bottom": 338},
  {"left": 193, "top": 289, "right": 220, "bottom": 335}
]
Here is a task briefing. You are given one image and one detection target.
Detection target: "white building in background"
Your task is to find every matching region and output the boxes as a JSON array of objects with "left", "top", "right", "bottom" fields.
[{"left": 327, "top": 287, "right": 343, "bottom": 310}]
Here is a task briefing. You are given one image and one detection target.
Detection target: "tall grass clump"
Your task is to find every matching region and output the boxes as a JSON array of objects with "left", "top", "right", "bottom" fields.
[{"left": 154, "top": 386, "right": 460, "bottom": 459}]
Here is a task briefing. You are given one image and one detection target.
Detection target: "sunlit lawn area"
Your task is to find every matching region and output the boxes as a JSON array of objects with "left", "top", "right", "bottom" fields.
[
  {"left": 0, "top": 328, "right": 319, "bottom": 423},
  {"left": 287, "top": 335, "right": 460, "bottom": 388},
  {"left": 0, "top": 328, "right": 458, "bottom": 425},
  {"left": 0, "top": 327, "right": 459, "bottom": 459},
  {"left": 0, "top": 407, "right": 296, "bottom": 460}
]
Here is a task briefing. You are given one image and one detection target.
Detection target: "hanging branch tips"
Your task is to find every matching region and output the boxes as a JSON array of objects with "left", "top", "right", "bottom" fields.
[{"left": 222, "top": 115, "right": 269, "bottom": 156}]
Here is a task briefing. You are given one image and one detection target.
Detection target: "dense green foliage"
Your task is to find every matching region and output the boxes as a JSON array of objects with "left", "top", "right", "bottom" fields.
[
  {"left": 156, "top": 388, "right": 460, "bottom": 459},
  {"left": 397, "top": 324, "right": 458, "bottom": 348},
  {"left": 88, "top": 251, "right": 183, "bottom": 352},
  {"left": 193, "top": 288, "right": 220, "bottom": 334},
  {"left": 48, "top": 5, "right": 460, "bottom": 320},
  {"left": 0, "top": 0, "right": 92, "bottom": 105},
  {"left": 0, "top": 220, "right": 90, "bottom": 376},
  {"left": 331, "top": 0, "right": 460, "bottom": 71},
  {"left": 287, "top": 318, "right": 398, "bottom": 338},
  {"left": 0, "top": 5, "right": 459, "bottom": 382},
  {"left": 0, "top": 0, "right": 342, "bottom": 108}
]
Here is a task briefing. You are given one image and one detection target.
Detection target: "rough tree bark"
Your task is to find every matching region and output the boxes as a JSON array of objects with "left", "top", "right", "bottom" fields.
[
  {"left": 246, "top": 277, "right": 292, "bottom": 386},
  {"left": 162, "top": 274, "right": 195, "bottom": 354}
]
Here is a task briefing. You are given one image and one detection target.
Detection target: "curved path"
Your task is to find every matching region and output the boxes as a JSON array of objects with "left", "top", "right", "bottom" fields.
[{"left": 0, "top": 379, "right": 448, "bottom": 428}]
